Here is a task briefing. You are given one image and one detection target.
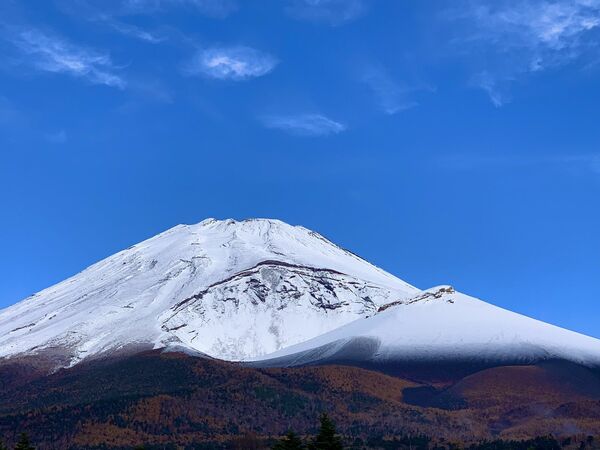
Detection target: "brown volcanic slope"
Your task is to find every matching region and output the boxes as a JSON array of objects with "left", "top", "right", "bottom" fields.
[{"left": 0, "top": 352, "right": 599, "bottom": 449}]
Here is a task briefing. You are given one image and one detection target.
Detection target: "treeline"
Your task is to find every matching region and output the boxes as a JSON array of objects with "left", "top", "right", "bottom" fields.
[
  {"left": 208, "top": 418, "right": 596, "bottom": 450},
  {"left": 268, "top": 415, "right": 598, "bottom": 450},
  {"left": 3, "top": 416, "right": 598, "bottom": 449}
]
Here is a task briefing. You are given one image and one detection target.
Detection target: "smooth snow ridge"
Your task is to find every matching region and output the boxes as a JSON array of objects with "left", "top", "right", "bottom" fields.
[
  {"left": 0, "top": 218, "right": 418, "bottom": 366},
  {"left": 254, "top": 286, "right": 600, "bottom": 368}
]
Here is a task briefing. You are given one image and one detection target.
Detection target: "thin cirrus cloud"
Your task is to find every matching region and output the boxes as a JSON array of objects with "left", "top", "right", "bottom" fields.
[
  {"left": 286, "top": 0, "right": 366, "bottom": 26},
  {"left": 360, "top": 64, "right": 422, "bottom": 114},
  {"left": 9, "top": 28, "right": 125, "bottom": 89},
  {"left": 54, "top": 1, "right": 168, "bottom": 43},
  {"left": 55, "top": 0, "right": 234, "bottom": 44},
  {"left": 261, "top": 114, "right": 346, "bottom": 137},
  {"left": 469, "top": 71, "right": 512, "bottom": 108},
  {"left": 449, "top": 0, "right": 600, "bottom": 106},
  {"left": 185, "top": 46, "right": 277, "bottom": 81},
  {"left": 102, "top": 17, "right": 166, "bottom": 43}
]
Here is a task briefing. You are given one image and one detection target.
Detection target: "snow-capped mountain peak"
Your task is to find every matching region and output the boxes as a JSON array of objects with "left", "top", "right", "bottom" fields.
[
  {"left": 2, "top": 218, "right": 599, "bottom": 374},
  {"left": 0, "top": 218, "right": 418, "bottom": 366}
]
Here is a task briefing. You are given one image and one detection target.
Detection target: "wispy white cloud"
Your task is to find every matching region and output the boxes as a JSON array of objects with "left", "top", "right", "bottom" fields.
[
  {"left": 286, "top": 0, "right": 366, "bottom": 26},
  {"left": 123, "top": 0, "right": 238, "bottom": 18},
  {"left": 468, "top": 0, "right": 600, "bottom": 66},
  {"left": 185, "top": 46, "right": 277, "bottom": 81},
  {"left": 9, "top": 28, "right": 125, "bottom": 88},
  {"left": 470, "top": 71, "right": 512, "bottom": 107},
  {"left": 360, "top": 64, "right": 430, "bottom": 114},
  {"left": 261, "top": 113, "right": 346, "bottom": 137},
  {"left": 449, "top": 0, "right": 600, "bottom": 105},
  {"left": 54, "top": 1, "right": 168, "bottom": 43},
  {"left": 102, "top": 17, "right": 166, "bottom": 43}
]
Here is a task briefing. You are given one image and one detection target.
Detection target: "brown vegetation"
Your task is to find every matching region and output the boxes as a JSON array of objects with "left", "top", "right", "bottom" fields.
[{"left": 0, "top": 352, "right": 599, "bottom": 449}]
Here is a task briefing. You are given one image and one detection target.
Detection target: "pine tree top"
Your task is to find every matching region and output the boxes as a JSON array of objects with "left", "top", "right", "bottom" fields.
[{"left": 310, "top": 413, "right": 344, "bottom": 450}]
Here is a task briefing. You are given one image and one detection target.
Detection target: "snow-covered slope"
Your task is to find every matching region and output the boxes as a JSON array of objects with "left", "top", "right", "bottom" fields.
[
  {"left": 0, "top": 219, "right": 418, "bottom": 366},
  {"left": 253, "top": 286, "right": 600, "bottom": 370},
  {"left": 2, "top": 218, "right": 599, "bottom": 374}
]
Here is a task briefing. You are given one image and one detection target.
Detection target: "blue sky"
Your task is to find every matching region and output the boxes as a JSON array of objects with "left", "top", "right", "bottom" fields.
[{"left": 1, "top": 0, "right": 599, "bottom": 338}]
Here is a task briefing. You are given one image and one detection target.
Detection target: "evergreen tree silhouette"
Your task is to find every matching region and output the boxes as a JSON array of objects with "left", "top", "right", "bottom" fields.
[
  {"left": 309, "top": 413, "right": 343, "bottom": 450},
  {"left": 0, "top": 438, "right": 8, "bottom": 450},
  {"left": 273, "top": 431, "right": 305, "bottom": 450},
  {"left": 14, "top": 433, "right": 35, "bottom": 450}
]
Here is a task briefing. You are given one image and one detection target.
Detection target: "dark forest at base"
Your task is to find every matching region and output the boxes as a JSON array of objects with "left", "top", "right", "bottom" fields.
[
  {"left": 1, "top": 352, "right": 600, "bottom": 450},
  {"left": 1, "top": 420, "right": 598, "bottom": 450}
]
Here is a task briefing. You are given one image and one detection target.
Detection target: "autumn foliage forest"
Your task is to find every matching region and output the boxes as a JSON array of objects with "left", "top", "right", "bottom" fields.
[{"left": 1, "top": 351, "right": 600, "bottom": 449}]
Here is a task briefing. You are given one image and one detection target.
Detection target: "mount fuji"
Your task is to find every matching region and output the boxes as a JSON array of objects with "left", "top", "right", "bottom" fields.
[
  {"left": 0, "top": 218, "right": 599, "bottom": 377},
  {"left": 0, "top": 218, "right": 417, "bottom": 367}
]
